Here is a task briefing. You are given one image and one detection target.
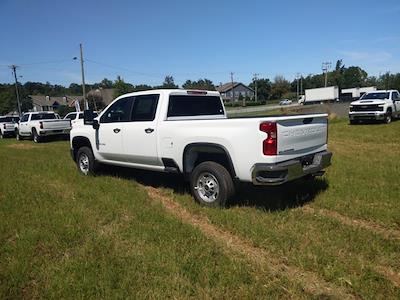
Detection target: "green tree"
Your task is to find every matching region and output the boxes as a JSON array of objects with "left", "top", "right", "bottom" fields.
[
  {"left": 182, "top": 78, "right": 215, "bottom": 90},
  {"left": 249, "top": 78, "right": 271, "bottom": 101},
  {"left": 113, "top": 76, "right": 134, "bottom": 98},
  {"left": 342, "top": 66, "right": 368, "bottom": 88},
  {"left": 270, "top": 75, "right": 290, "bottom": 100},
  {"left": 161, "top": 75, "right": 178, "bottom": 89}
]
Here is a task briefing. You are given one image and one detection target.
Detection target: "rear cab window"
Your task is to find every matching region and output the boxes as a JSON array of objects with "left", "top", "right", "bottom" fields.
[
  {"left": 31, "top": 113, "right": 56, "bottom": 121},
  {"left": 167, "top": 95, "right": 225, "bottom": 119}
]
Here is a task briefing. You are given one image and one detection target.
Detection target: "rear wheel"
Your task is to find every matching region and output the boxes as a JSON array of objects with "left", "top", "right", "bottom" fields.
[
  {"left": 190, "top": 161, "right": 234, "bottom": 207},
  {"left": 0, "top": 131, "right": 3, "bottom": 139},
  {"left": 76, "top": 146, "right": 98, "bottom": 176},
  {"left": 16, "top": 130, "right": 22, "bottom": 141},
  {"left": 32, "top": 129, "right": 41, "bottom": 143},
  {"left": 349, "top": 120, "right": 358, "bottom": 125}
]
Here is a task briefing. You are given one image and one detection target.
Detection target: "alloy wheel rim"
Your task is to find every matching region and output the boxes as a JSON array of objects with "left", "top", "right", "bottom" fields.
[
  {"left": 79, "top": 153, "right": 90, "bottom": 175},
  {"left": 195, "top": 172, "right": 220, "bottom": 203}
]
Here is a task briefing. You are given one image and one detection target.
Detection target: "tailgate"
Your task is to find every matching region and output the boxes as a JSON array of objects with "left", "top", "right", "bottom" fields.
[
  {"left": 4, "top": 123, "right": 15, "bottom": 131},
  {"left": 42, "top": 120, "right": 71, "bottom": 130},
  {"left": 277, "top": 115, "right": 327, "bottom": 155}
]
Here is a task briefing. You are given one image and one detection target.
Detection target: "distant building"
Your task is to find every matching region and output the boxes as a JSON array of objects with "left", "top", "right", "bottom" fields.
[
  {"left": 29, "top": 88, "right": 116, "bottom": 112},
  {"left": 216, "top": 82, "right": 254, "bottom": 102},
  {"left": 341, "top": 86, "right": 377, "bottom": 100},
  {"left": 29, "top": 95, "right": 84, "bottom": 111}
]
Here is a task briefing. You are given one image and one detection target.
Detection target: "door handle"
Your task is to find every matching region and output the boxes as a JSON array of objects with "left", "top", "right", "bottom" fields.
[
  {"left": 145, "top": 128, "right": 154, "bottom": 133},
  {"left": 113, "top": 128, "right": 121, "bottom": 133}
]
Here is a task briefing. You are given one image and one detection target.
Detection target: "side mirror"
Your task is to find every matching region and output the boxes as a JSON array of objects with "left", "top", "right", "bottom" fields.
[
  {"left": 92, "top": 119, "right": 99, "bottom": 130},
  {"left": 84, "top": 110, "right": 95, "bottom": 125}
]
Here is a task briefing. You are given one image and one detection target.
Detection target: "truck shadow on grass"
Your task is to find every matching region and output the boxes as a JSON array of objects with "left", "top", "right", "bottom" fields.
[{"left": 98, "top": 165, "right": 328, "bottom": 212}]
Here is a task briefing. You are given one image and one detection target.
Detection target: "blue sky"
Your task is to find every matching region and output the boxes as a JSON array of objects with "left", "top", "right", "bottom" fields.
[{"left": 0, "top": 0, "right": 399, "bottom": 87}]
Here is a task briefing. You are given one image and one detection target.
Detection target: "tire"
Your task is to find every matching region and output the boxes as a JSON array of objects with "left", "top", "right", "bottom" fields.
[
  {"left": 76, "top": 146, "right": 98, "bottom": 176},
  {"left": 32, "top": 129, "right": 41, "bottom": 143},
  {"left": 16, "top": 130, "right": 22, "bottom": 141},
  {"left": 0, "top": 131, "right": 3, "bottom": 139},
  {"left": 190, "top": 161, "right": 235, "bottom": 207},
  {"left": 384, "top": 111, "right": 392, "bottom": 124},
  {"left": 349, "top": 120, "right": 358, "bottom": 125}
]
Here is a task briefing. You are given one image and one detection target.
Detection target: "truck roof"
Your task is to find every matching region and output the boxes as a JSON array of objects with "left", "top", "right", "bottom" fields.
[{"left": 115, "top": 89, "right": 221, "bottom": 99}]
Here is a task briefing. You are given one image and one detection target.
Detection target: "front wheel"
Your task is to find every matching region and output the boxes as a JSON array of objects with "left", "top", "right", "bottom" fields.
[
  {"left": 190, "top": 161, "right": 234, "bottom": 207},
  {"left": 76, "top": 146, "right": 98, "bottom": 176},
  {"left": 384, "top": 112, "right": 392, "bottom": 124}
]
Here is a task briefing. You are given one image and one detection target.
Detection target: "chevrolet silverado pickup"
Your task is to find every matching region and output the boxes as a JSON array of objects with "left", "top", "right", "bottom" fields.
[
  {"left": 0, "top": 116, "right": 19, "bottom": 138},
  {"left": 16, "top": 112, "right": 71, "bottom": 142},
  {"left": 349, "top": 90, "right": 400, "bottom": 124},
  {"left": 70, "top": 89, "right": 332, "bottom": 206}
]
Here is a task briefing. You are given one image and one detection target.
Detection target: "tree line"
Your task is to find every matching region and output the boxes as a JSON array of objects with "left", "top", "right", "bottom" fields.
[{"left": 1, "top": 59, "right": 400, "bottom": 114}]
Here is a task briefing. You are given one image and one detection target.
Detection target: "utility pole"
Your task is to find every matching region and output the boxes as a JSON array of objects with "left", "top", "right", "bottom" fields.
[
  {"left": 296, "top": 73, "right": 301, "bottom": 100},
  {"left": 300, "top": 75, "right": 303, "bottom": 95},
  {"left": 230, "top": 72, "right": 234, "bottom": 103},
  {"left": 322, "top": 62, "right": 331, "bottom": 87},
  {"left": 79, "top": 43, "right": 89, "bottom": 110},
  {"left": 9, "top": 65, "right": 22, "bottom": 116},
  {"left": 253, "top": 73, "right": 259, "bottom": 102}
]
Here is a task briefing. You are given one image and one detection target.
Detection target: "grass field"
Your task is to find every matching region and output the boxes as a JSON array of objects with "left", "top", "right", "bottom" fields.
[{"left": 1, "top": 116, "right": 400, "bottom": 299}]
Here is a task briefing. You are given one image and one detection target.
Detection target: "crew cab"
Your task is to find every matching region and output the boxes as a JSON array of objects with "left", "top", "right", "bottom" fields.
[
  {"left": 16, "top": 112, "right": 71, "bottom": 142},
  {"left": 70, "top": 89, "right": 332, "bottom": 206},
  {"left": 349, "top": 90, "right": 400, "bottom": 124},
  {"left": 0, "top": 116, "right": 19, "bottom": 138},
  {"left": 64, "top": 111, "right": 98, "bottom": 129}
]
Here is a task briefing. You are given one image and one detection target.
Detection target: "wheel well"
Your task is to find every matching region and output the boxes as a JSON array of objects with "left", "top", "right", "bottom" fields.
[
  {"left": 72, "top": 137, "right": 92, "bottom": 161},
  {"left": 387, "top": 107, "right": 392, "bottom": 114},
  {"left": 183, "top": 143, "right": 236, "bottom": 180}
]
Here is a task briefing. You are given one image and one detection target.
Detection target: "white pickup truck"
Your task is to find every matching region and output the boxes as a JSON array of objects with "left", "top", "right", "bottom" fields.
[
  {"left": 0, "top": 116, "right": 19, "bottom": 138},
  {"left": 16, "top": 112, "right": 71, "bottom": 142},
  {"left": 70, "top": 89, "right": 332, "bottom": 206},
  {"left": 64, "top": 111, "right": 98, "bottom": 129},
  {"left": 349, "top": 90, "right": 400, "bottom": 124}
]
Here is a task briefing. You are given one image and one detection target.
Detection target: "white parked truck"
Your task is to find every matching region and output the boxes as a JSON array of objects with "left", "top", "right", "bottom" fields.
[
  {"left": 64, "top": 111, "right": 98, "bottom": 129},
  {"left": 299, "top": 86, "right": 339, "bottom": 104},
  {"left": 0, "top": 116, "right": 19, "bottom": 138},
  {"left": 16, "top": 112, "right": 71, "bottom": 142},
  {"left": 70, "top": 89, "right": 332, "bottom": 206},
  {"left": 349, "top": 90, "right": 400, "bottom": 124}
]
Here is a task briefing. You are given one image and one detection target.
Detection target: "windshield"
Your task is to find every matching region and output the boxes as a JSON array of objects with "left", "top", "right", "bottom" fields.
[
  {"left": 31, "top": 113, "right": 56, "bottom": 120},
  {"left": 360, "top": 92, "right": 389, "bottom": 100}
]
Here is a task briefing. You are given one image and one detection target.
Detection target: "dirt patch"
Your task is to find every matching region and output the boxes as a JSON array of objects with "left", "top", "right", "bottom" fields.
[
  {"left": 374, "top": 266, "right": 400, "bottom": 288},
  {"left": 145, "top": 186, "right": 354, "bottom": 299},
  {"left": 7, "top": 143, "right": 41, "bottom": 150},
  {"left": 301, "top": 206, "right": 400, "bottom": 240}
]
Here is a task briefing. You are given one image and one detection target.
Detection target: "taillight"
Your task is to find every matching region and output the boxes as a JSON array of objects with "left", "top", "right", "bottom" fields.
[
  {"left": 260, "top": 122, "right": 277, "bottom": 155},
  {"left": 39, "top": 122, "right": 43, "bottom": 129}
]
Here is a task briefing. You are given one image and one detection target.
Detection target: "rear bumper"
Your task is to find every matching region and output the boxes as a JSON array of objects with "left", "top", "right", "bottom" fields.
[
  {"left": 349, "top": 112, "right": 385, "bottom": 120},
  {"left": 251, "top": 150, "right": 332, "bottom": 185},
  {"left": 39, "top": 129, "right": 71, "bottom": 136}
]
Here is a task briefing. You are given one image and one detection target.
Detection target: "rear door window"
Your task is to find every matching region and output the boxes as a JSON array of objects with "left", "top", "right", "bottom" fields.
[{"left": 131, "top": 94, "right": 159, "bottom": 121}]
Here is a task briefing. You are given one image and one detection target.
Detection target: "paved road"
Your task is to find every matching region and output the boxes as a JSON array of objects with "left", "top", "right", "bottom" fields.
[
  {"left": 226, "top": 103, "right": 299, "bottom": 114},
  {"left": 226, "top": 102, "right": 350, "bottom": 117}
]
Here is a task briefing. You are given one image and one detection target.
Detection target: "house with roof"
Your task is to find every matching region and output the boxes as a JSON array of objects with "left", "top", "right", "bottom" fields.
[
  {"left": 29, "top": 95, "right": 84, "bottom": 112},
  {"left": 216, "top": 82, "right": 254, "bottom": 102}
]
